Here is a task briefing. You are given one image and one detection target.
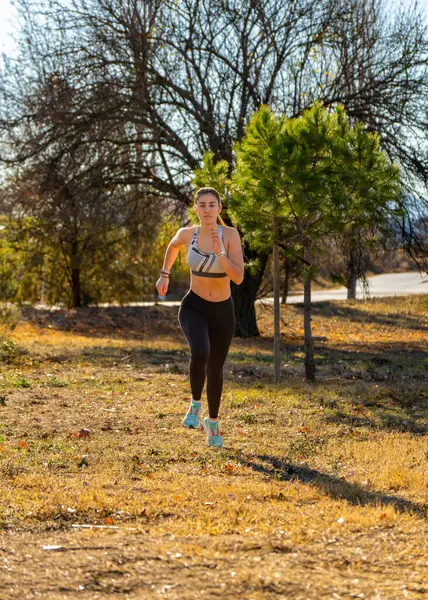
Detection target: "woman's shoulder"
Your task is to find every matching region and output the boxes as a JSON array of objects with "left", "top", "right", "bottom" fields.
[
  {"left": 178, "top": 225, "right": 197, "bottom": 237},
  {"left": 221, "top": 225, "right": 240, "bottom": 239},
  {"left": 172, "top": 226, "right": 197, "bottom": 247}
]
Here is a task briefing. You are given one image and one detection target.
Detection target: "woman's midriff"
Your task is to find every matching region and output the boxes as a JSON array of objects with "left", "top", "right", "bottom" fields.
[{"left": 190, "top": 274, "right": 231, "bottom": 302}]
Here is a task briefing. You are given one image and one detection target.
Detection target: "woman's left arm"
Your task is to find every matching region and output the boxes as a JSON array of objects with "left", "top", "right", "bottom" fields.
[{"left": 218, "top": 229, "right": 244, "bottom": 285}]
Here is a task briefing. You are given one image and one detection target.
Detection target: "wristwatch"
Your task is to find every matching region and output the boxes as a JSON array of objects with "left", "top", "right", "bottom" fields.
[{"left": 215, "top": 249, "right": 227, "bottom": 259}]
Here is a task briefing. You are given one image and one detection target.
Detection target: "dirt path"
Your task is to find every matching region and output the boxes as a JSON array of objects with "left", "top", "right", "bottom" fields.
[{"left": 2, "top": 525, "right": 427, "bottom": 599}]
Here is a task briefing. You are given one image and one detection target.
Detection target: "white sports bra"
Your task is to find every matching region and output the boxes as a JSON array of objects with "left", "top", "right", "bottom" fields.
[{"left": 187, "top": 226, "right": 228, "bottom": 278}]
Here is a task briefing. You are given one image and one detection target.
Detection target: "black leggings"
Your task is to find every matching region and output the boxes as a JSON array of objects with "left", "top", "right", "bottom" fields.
[{"left": 178, "top": 290, "right": 235, "bottom": 419}]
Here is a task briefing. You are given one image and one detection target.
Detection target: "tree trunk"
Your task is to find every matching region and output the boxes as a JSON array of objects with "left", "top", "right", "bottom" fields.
[
  {"left": 273, "top": 217, "right": 281, "bottom": 382},
  {"left": 232, "top": 243, "right": 268, "bottom": 337},
  {"left": 347, "top": 249, "right": 358, "bottom": 299},
  {"left": 71, "top": 240, "right": 81, "bottom": 308},
  {"left": 40, "top": 257, "right": 46, "bottom": 305},
  {"left": 303, "top": 248, "right": 316, "bottom": 382},
  {"left": 281, "top": 258, "right": 290, "bottom": 304}
]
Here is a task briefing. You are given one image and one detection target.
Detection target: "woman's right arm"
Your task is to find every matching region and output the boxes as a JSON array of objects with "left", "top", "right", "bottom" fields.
[{"left": 155, "top": 228, "right": 189, "bottom": 296}]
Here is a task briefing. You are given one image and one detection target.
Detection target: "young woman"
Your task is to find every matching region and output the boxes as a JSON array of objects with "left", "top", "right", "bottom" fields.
[{"left": 156, "top": 187, "right": 244, "bottom": 448}]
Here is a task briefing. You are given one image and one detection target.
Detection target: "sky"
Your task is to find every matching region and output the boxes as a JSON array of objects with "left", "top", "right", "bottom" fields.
[
  {"left": 0, "top": 0, "right": 19, "bottom": 56},
  {"left": 1, "top": 0, "right": 427, "bottom": 58}
]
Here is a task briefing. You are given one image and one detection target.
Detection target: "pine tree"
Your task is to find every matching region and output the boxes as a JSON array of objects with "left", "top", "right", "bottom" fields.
[{"left": 196, "top": 102, "right": 401, "bottom": 381}]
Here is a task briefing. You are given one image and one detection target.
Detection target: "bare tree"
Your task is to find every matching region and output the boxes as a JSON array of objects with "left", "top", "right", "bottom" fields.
[
  {"left": 314, "top": 0, "right": 428, "bottom": 285},
  {"left": 1, "top": 0, "right": 427, "bottom": 322},
  {"left": 2, "top": 0, "right": 335, "bottom": 331},
  {"left": 0, "top": 73, "right": 161, "bottom": 307}
]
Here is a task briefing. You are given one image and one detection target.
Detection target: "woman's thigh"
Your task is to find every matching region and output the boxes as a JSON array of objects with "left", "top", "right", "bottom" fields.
[
  {"left": 178, "top": 305, "right": 210, "bottom": 356},
  {"left": 207, "top": 303, "right": 235, "bottom": 365}
]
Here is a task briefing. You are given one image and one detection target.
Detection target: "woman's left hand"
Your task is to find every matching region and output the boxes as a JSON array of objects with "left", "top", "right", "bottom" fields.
[{"left": 209, "top": 228, "right": 222, "bottom": 254}]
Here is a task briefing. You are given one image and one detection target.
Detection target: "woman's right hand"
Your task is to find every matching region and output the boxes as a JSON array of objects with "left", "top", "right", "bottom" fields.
[{"left": 156, "top": 275, "right": 169, "bottom": 296}]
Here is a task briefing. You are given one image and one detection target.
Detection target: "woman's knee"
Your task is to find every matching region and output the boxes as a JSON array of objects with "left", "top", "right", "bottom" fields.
[
  {"left": 190, "top": 346, "right": 209, "bottom": 367},
  {"left": 206, "top": 360, "right": 224, "bottom": 378}
]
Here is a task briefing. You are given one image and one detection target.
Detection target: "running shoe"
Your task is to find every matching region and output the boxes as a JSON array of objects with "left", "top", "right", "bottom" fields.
[
  {"left": 182, "top": 399, "right": 202, "bottom": 429},
  {"left": 201, "top": 416, "right": 223, "bottom": 448}
]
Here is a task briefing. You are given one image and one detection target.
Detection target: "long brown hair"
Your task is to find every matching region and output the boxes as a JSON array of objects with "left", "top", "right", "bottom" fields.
[{"left": 193, "top": 187, "right": 226, "bottom": 226}]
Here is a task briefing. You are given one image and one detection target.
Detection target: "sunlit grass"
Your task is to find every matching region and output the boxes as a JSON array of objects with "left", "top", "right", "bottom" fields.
[{"left": 0, "top": 296, "right": 426, "bottom": 576}]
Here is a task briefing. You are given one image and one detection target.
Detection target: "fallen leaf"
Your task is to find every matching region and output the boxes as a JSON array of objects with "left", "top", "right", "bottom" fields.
[{"left": 70, "top": 429, "right": 92, "bottom": 440}]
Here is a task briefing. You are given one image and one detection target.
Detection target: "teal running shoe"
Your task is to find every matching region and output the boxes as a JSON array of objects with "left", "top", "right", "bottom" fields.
[
  {"left": 182, "top": 399, "right": 202, "bottom": 429},
  {"left": 201, "top": 417, "right": 223, "bottom": 448}
]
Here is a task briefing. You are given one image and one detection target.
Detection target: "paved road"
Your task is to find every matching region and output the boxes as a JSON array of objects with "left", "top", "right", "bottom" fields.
[
  {"left": 154, "top": 272, "right": 427, "bottom": 306},
  {"left": 34, "top": 272, "right": 427, "bottom": 310},
  {"left": 278, "top": 271, "right": 428, "bottom": 304}
]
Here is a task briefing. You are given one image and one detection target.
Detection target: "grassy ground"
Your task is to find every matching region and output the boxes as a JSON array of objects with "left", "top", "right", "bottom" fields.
[{"left": 0, "top": 295, "right": 427, "bottom": 599}]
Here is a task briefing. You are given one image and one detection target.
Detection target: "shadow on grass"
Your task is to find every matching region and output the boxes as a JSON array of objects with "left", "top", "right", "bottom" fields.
[
  {"left": 235, "top": 452, "right": 428, "bottom": 519},
  {"left": 22, "top": 305, "right": 183, "bottom": 341},
  {"left": 38, "top": 345, "right": 190, "bottom": 374},
  {"left": 227, "top": 340, "right": 427, "bottom": 388},
  {"left": 297, "top": 299, "right": 428, "bottom": 332},
  {"left": 226, "top": 341, "right": 427, "bottom": 435}
]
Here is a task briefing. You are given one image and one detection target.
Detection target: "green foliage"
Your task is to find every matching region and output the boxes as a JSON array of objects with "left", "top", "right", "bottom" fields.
[
  {"left": 192, "top": 151, "right": 231, "bottom": 201},
  {"left": 0, "top": 299, "right": 22, "bottom": 363},
  {"left": 77, "top": 214, "right": 188, "bottom": 304},
  {"left": 87, "top": 214, "right": 188, "bottom": 302},
  {"left": 191, "top": 151, "right": 232, "bottom": 224},
  {"left": 0, "top": 218, "right": 43, "bottom": 303},
  {"left": 0, "top": 338, "right": 21, "bottom": 364},
  {"left": 229, "top": 102, "right": 401, "bottom": 265},
  {"left": 44, "top": 376, "right": 68, "bottom": 388},
  {"left": 0, "top": 303, "right": 21, "bottom": 332},
  {"left": 12, "top": 377, "right": 31, "bottom": 388},
  {"left": 0, "top": 213, "right": 189, "bottom": 305},
  {"left": 327, "top": 107, "right": 401, "bottom": 236},
  {"left": 229, "top": 105, "right": 285, "bottom": 249}
]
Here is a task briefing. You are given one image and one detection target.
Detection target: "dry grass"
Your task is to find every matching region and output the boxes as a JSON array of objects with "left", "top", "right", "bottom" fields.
[{"left": 0, "top": 296, "right": 427, "bottom": 599}]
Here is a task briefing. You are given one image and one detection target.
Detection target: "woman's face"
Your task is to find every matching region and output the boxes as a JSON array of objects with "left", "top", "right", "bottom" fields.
[{"left": 194, "top": 193, "right": 222, "bottom": 226}]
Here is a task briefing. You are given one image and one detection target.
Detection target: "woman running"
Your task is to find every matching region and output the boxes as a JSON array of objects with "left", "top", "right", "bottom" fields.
[{"left": 156, "top": 187, "right": 244, "bottom": 448}]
